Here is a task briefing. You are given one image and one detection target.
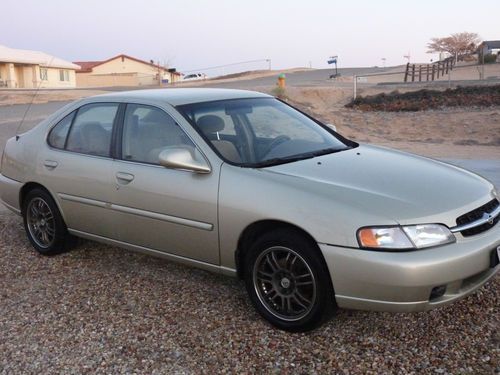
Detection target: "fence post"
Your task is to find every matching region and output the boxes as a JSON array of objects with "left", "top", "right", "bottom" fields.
[
  {"left": 411, "top": 64, "right": 415, "bottom": 82},
  {"left": 432, "top": 64, "right": 435, "bottom": 80},
  {"left": 426, "top": 65, "right": 430, "bottom": 81},
  {"left": 404, "top": 63, "right": 409, "bottom": 82},
  {"left": 419, "top": 65, "right": 422, "bottom": 82},
  {"left": 353, "top": 75, "right": 357, "bottom": 100}
]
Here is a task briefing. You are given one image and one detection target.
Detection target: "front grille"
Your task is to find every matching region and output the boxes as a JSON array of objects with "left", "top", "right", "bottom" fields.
[{"left": 456, "top": 198, "right": 499, "bottom": 237}]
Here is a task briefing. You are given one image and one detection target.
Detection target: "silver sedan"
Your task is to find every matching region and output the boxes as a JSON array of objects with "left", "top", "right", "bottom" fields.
[{"left": 0, "top": 88, "right": 499, "bottom": 331}]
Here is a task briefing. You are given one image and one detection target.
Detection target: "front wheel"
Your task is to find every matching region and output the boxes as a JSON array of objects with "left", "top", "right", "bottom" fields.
[
  {"left": 244, "top": 229, "right": 336, "bottom": 332},
  {"left": 23, "top": 188, "right": 75, "bottom": 255}
]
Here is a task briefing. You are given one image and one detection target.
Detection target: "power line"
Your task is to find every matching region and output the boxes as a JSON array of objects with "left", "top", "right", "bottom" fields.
[{"left": 182, "top": 59, "right": 271, "bottom": 74}]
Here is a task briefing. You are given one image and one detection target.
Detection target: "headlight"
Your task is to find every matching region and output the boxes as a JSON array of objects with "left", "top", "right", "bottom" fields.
[{"left": 357, "top": 224, "right": 455, "bottom": 250}]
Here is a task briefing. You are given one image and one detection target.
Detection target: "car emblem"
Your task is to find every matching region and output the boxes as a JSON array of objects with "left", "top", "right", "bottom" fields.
[
  {"left": 481, "top": 212, "right": 495, "bottom": 225},
  {"left": 487, "top": 214, "right": 494, "bottom": 225}
]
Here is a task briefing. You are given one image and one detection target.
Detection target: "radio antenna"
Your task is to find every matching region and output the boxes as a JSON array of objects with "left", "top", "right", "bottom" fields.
[{"left": 15, "top": 56, "right": 55, "bottom": 140}]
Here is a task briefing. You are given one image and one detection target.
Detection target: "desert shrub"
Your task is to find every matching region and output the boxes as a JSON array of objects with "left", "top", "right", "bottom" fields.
[{"left": 346, "top": 84, "right": 500, "bottom": 111}]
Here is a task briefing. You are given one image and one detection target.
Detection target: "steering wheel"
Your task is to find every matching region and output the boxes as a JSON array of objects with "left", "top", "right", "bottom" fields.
[{"left": 264, "top": 135, "right": 291, "bottom": 156}]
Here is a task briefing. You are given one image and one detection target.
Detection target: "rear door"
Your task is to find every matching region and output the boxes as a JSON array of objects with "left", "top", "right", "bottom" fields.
[
  {"left": 109, "top": 103, "right": 220, "bottom": 264},
  {"left": 38, "top": 102, "right": 119, "bottom": 239}
]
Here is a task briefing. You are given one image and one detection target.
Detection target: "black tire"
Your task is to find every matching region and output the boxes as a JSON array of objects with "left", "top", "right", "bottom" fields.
[
  {"left": 244, "top": 228, "right": 336, "bottom": 332},
  {"left": 22, "top": 188, "right": 75, "bottom": 255}
]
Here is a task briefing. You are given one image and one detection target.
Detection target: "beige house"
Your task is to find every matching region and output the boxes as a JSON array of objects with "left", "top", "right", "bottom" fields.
[
  {"left": 0, "top": 45, "right": 79, "bottom": 88},
  {"left": 74, "top": 54, "right": 181, "bottom": 87}
]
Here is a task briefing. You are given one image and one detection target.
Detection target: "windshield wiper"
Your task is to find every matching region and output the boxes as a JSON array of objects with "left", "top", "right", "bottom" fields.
[
  {"left": 245, "top": 146, "right": 351, "bottom": 168},
  {"left": 248, "top": 154, "right": 316, "bottom": 168}
]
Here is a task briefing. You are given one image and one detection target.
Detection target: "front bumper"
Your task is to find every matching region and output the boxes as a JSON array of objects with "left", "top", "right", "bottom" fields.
[
  {"left": 320, "top": 224, "right": 500, "bottom": 312},
  {"left": 0, "top": 173, "right": 22, "bottom": 214}
]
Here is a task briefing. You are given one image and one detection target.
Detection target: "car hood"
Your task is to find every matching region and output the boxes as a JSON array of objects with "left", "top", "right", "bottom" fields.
[{"left": 263, "top": 144, "right": 495, "bottom": 226}]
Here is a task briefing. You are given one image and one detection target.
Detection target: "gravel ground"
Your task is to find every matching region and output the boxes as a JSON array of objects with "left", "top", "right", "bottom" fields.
[{"left": 0, "top": 212, "right": 498, "bottom": 374}]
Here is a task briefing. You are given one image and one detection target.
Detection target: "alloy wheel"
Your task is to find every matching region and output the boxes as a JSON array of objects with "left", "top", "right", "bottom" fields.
[{"left": 253, "top": 246, "right": 317, "bottom": 321}]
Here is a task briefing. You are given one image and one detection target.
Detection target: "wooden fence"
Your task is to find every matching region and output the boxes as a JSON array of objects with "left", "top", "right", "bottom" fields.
[{"left": 404, "top": 57, "right": 455, "bottom": 82}]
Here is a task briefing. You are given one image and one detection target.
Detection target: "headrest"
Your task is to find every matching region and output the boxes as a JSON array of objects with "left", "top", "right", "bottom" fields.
[
  {"left": 196, "top": 115, "right": 225, "bottom": 134},
  {"left": 81, "top": 122, "right": 106, "bottom": 135},
  {"left": 142, "top": 109, "right": 169, "bottom": 123}
]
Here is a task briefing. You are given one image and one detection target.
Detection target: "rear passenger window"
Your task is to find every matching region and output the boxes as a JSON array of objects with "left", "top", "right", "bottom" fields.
[
  {"left": 66, "top": 103, "right": 118, "bottom": 157},
  {"left": 121, "top": 104, "right": 194, "bottom": 164},
  {"left": 48, "top": 112, "right": 75, "bottom": 149}
]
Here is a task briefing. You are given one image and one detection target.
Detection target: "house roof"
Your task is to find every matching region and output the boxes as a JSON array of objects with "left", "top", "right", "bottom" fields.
[
  {"left": 72, "top": 61, "right": 102, "bottom": 73},
  {"left": 0, "top": 45, "right": 80, "bottom": 70},
  {"left": 481, "top": 40, "right": 500, "bottom": 49},
  {"left": 73, "top": 54, "right": 181, "bottom": 75}
]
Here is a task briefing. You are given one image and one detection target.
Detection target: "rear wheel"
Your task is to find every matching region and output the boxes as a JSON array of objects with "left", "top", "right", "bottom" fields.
[
  {"left": 244, "top": 229, "right": 336, "bottom": 332},
  {"left": 22, "top": 188, "right": 75, "bottom": 255}
]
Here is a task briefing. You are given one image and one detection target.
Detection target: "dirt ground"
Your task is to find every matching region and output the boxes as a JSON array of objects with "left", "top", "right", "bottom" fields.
[
  {"left": 1, "top": 85, "right": 499, "bottom": 159},
  {"left": 277, "top": 86, "right": 500, "bottom": 159}
]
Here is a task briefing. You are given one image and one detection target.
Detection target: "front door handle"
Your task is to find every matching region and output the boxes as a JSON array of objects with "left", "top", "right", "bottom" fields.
[
  {"left": 116, "top": 172, "right": 135, "bottom": 184},
  {"left": 44, "top": 160, "right": 58, "bottom": 170}
]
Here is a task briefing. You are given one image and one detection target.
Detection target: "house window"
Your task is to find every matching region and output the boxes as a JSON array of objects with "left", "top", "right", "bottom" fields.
[
  {"left": 40, "top": 68, "right": 48, "bottom": 81},
  {"left": 59, "top": 70, "right": 70, "bottom": 81}
]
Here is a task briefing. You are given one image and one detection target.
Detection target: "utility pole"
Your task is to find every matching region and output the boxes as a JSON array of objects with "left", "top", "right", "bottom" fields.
[
  {"left": 403, "top": 52, "right": 411, "bottom": 64},
  {"left": 158, "top": 60, "right": 162, "bottom": 87}
]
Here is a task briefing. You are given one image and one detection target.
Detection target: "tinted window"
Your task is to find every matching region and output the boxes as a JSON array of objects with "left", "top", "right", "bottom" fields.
[
  {"left": 121, "top": 104, "right": 194, "bottom": 164},
  {"left": 66, "top": 103, "right": 118, "bottom": 157},
  {"left": 48, "top": 111, "right": 75, "bottom": 149}
]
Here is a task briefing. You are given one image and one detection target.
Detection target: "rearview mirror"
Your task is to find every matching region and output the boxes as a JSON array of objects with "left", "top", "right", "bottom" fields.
[
  {"left": 158, "top": 147, "right": 211, "bottom": 174},
  {"left": 326, "top": 123, "right": 337, "bottom": 132}
]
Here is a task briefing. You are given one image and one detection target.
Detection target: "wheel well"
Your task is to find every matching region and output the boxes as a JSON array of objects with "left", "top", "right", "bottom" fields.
[
  {"left": 235, "top": 220, "right": 319, "bottom": 279},
  {"left": 19, "top": 182, "right": 49, "bottom": 212}
]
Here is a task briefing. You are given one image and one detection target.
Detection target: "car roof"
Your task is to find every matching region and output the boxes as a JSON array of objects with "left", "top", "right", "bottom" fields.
[{"left": 92, "top": 88, "right": 272, "bottom": 106}]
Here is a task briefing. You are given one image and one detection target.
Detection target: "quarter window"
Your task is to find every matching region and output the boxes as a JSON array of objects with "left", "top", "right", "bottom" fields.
[
  {"left": 48, "top": 112, "right": 75, "bottom": 149},
  {"left": 65, "top": 103, "right": 119, "bottom": 157},
  {"left": 121, "top": 104, "right": 194, "bottom": 164}
]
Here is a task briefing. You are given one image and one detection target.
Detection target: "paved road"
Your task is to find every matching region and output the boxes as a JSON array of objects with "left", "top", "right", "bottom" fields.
[
  {"left": 0, "top": 101, "right": 71, "bottom": 155},
  {"left": 443, "top": 159, "right": 500, "bottom": 188},
  {"left": 200, "top": 67, "right": 389, "bottom": 89}
]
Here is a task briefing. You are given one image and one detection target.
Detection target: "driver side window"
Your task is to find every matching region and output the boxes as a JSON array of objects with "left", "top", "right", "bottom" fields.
[{"left": 121, "top": 104, "right": 194, "bottom": 165}]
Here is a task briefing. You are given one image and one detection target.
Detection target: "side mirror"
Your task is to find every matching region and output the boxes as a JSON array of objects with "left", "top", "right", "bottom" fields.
[
  {"left": 158, "top": 147, "right": 211, "bottom": 174},
  {"left": 326, "top": 123, "right": 337, "bottom": 132}
]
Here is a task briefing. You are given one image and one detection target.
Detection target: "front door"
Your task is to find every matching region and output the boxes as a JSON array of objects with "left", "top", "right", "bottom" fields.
[{"left": 110, "top": 103, "right": 220, "bottom": 264}]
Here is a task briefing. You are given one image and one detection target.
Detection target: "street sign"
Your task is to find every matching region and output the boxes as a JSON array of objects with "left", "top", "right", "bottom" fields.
[{"left": 328, "top": 56, "right": 338, "bottom": 65}]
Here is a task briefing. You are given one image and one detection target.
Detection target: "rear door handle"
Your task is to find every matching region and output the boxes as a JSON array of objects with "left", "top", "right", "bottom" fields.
[
  {"left": 116, "top": 172, "right": 135, "bottom": 184},
  {"left": 44, "top": 160, "right": 58, "bottom": 169}
]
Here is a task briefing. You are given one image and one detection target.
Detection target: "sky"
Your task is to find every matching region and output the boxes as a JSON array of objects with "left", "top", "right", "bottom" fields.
[{"left": 2, "top": 0, "right": 499, "bottom": 75}]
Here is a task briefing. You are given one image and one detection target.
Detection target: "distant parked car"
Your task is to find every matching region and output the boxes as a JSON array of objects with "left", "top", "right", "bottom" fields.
[
  {"left": 183, "top": 73, "right": 207, "bottom": 81},
  {"left": 0, "top": 88, "right": 498, "bottom": 331}
]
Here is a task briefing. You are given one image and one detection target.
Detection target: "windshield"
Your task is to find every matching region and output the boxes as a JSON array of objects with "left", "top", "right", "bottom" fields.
[{"left": 178, "top": 98, "right": 353, "bottom": 167}]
